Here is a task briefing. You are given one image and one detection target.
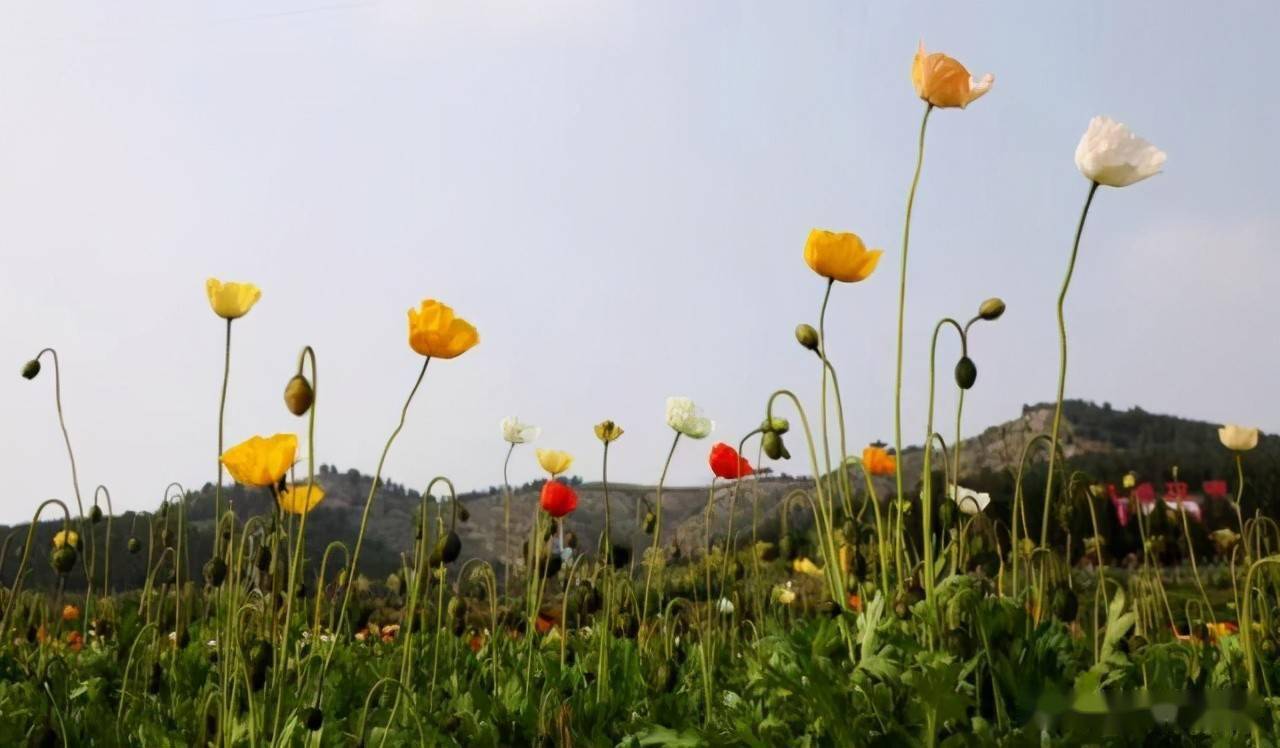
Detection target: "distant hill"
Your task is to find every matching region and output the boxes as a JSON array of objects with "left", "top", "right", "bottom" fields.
[{"left": 3, "top": 399, "right": 1275, "bottom": 591}]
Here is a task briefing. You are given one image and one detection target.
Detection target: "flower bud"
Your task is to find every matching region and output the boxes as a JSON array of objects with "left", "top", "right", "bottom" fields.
[
  {"left": 978, "top": 297, "right": 1006, "bottom": 321},
  {"left": 51, "top": 546, "right": 77, "bottom": 575},
  {"left": 203, "top": 557, "right": 228, "bottom": 587},
  {"left": 90, "top": 505, "right": 104, "bottom": 524},
  {"left": 303, "top": 707, "right": 324, "bottom": 732},
  {"left": 21, "top": 359, "right": 40, "bottom": 380},
  {"left": 760, "top": 416, "right": 790, "bottom": 435},
  {"left": 954, "top": 356, "right": 977, "bottom": 390},
  {"left": 763, "top": 431, "right": 790, "bottom": 460},
  {"left": 794, "top": 324, "right": 819, "bottom": 351},
  {"left": 127, "top": 537, "right": 142, "bottom": 554},
  {"left": 284, "top": 375, "right": 314, "bottom": 416}
]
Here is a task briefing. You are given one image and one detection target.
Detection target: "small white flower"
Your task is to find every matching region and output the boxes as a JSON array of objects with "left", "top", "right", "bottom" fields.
[
  {"left": 774, "top": 583, "right": 797, "bottom": 606},
  {"left": 948, "top": 485, "right": 991, "bottom": 516},
  {"left": 716, "top": 597, "right": 734, "bottom": 615},
  {"left": 665, "top": 396, "right": 714, "bottom": 439},
  {"left": 560, "top": 546, "right": 574, "bottom": 563},
  {"left": 1219, "top": 424, "right": 1260, "bottom": 452},
  {"left": 500, "top": 416, "right": 540, "bottom": 445},
  {"left": 206, "top": 639, "right": 218, "bottom": 648},
  {"left": 1074, "top": 116, "right": 1166, "bottom": 188}
]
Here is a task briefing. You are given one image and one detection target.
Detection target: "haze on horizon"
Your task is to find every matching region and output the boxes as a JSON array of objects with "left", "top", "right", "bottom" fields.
[{"left": 1, "top": 2, "right": 1276, "bottom": 523}]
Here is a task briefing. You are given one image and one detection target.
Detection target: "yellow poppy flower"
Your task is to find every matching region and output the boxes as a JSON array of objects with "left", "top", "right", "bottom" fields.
[
  {"left": 278, "top": 482, "right": 326, "bottom": 515},
  {"left": 594, "top": 420, "right": 624, "bottom": 443},
  {"left": 206, "top": 278, "right": 262, "bottom": 320},
  {"left": 792, "top": 557, "right": 823, "bottom": 577},
  {"left": 407, "top": 300, "right": 479, "bottom": 359},
  {"left": 220, "top": 433, "right": 297, "bottom": 487},
  {"left": 536, "top": 448, "right": 573, "bottom": 476},
  {"left": 803, "top": 229, "right": 883, "bottom": 283},
  {"left": 911, "top": 41, "right": 993, "bottom": 109},
  {"left": 52, "top": 529, "right": 80, "bottom": 549}
]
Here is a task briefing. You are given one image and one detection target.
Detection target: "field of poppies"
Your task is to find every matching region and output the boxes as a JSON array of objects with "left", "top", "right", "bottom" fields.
[{"left": 4, "top": 42, "right": 1277, "bottom": 747}]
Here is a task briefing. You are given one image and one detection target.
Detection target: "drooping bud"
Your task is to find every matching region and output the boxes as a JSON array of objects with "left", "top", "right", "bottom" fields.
[
  {"left": 51, "top": 546, "right": 77, "bottom": 575},
  {"left": 203, "top": 557, "right": 228, "bottom": 587},
  {"left": 303, "top": 707, "right": 324, "bottom": 732},
  {"left": 643, "top": 510, "right": 657, "bottom": 535},
  {"left": 284, "top": 375, "right": 314, "bottom": 416},
  {"left": 760, "top": 416, "right": 789, "bottom": 435},
  {"left": 255, "top": 546, "right": 272, "bottom": 572},
  {"left": 127, "top": 537, "right": 142, "bottom": 554},
  {"left": 762, "top": 431, "right": 790, "bottom": 460},
  {"left": 794, "top": 324, "right": 820, "bottom": 352},
  {"left": 954, "top": 356, "right": 977, "bottom": 390},
  {"left": 90, "top": 505, "right": 104, "bottom": 524},
  {"left": 978, "top": 297, "right": 1006, "bottom": 321},
  {"left": 21, "top": 359, "right": 40, "bottom": 380}
]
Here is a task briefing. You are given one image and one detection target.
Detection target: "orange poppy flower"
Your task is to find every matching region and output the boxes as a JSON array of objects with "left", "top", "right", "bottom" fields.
[
  {"left": 862, "top": 445, "right": 896, "bottom": 477},
  {"left": 62, "top": 604, "right": 80, "bottom": 622}
]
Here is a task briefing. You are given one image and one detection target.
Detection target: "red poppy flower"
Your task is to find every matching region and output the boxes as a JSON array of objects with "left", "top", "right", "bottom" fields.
[
  {"left": 709, "top": 442, "right": 754, "bottom": 480},
  {"left": 540, "top": 479, "right": 578, "bottom": 518}
]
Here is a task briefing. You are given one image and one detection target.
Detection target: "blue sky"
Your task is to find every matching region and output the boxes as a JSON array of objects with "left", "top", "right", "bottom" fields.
[{"left": 1, "top": 2, "right": 1276, "bottom": 522}]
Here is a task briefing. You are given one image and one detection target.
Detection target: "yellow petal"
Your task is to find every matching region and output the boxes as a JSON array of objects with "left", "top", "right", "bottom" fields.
[
  {"left": 220, "top": 433, "right": 298, "bottom": 487},
  {"left": 408, "top": 299, "right": 479, "bottom": 359},
  {"left": 536, "top": 448, "right": 573, "bottom": 476},
  {"left": 206, "top": 278, "right": 262, "bottom": 320},
  {"left": 279, "top": 482, "right": 326, "bottom": 515}
]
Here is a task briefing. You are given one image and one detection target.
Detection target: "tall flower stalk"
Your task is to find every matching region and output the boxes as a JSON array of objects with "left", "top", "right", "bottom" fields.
[{"left": 1043, "top": 117, "right": 1165, "bottom": 546}]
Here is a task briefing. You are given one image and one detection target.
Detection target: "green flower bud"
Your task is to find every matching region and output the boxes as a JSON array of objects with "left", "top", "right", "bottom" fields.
[
  {"left": 954, "top": 356, "right": 977, "bottom": 390},
  {"left": 978, "top": 297, "right": 1006, "bottom": 321},
  {"left": 284, "top": 375, "right": 314, "bottom": 416},
  {"left": 303, "top": 707, "right": 324, "bottom": 732},
  {"left": 127, "top": 537, "right": 142, "bottom": 554},
  {"left": 763, "top": 431, "right": 790, "bottom": 460},
  {"left": 203, "top": 557, "right": 228, "bottom": 587},
  {"left": 760, "top": 416, "right": 790, "bottom": 435},
  {"left": 51, "top": 546, "right": 77, "bottom": 575},
  {"left": 20, "top": 359, "right": 40, "bottom": 380},
  {"left": 89, "top": 505, "right": 103, "bottom": 524},
  {"left": 794, "top": 324, "right": 819, "bottom": 352}
]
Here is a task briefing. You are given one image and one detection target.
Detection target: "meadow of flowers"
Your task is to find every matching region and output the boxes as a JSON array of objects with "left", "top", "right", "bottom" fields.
[{"left": 3, "top": 41, "right": 1276, "bottom": 747}]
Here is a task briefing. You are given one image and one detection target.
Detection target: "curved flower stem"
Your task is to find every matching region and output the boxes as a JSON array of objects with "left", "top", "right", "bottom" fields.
[
  {"left": 501, "top": 442, "right": 516, "bottom": 597},
  {"left": 892, "top": 104, "right": 933, "bottom": 589},
  {"left": 766, "top": 390, "right": 843, "bottom": 605},
  {"left": 920, "top": 318, "right": 963, "bottom": 615},
  {"left": 641, "top": 432, "right": 682, "bottom": 623},
  {"left": 1040, "top": 181, "right": 1100, "bottom": 548},
  {"left": 272, "top": 345, "right": 317, "bottom": 737},
  {"left": 335, "top": 357, "right": 429, "bottom": 632},
  {"left": 597, "top": 438, "right": 614, "bottom": 701},
  {"left": 2, "top": 500, "right": 73, "bottom": 627},
  {"left": 87, "top": 485, "right": 114, "bottom": 634},
  {"left": 1234, "top": 453, "right": 1249, "bottom": 564},
  {"left": 314, "top": 357, "right": 429, "bottom": 699},
  {"left": 1241, "top": 555, "right": 1280, "bottom": 748},
  {"left": 214, "top": 319, "right": 232, "bottom": 556},
  {"left": 817, "top": 279, "right": 837, "bottom": 500}
]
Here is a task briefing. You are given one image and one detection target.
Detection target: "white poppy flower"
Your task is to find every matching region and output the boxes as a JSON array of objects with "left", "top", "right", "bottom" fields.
[
  {"left": 1219, "top": 424, "right": 1259, "bottom": 452},
  {"left": 716, "top": 597, "right": 735, "bottom": 615},
  {"left": 948, "top": 485, "right": 991, "bottom": 516},
  {"left": 665, "top": 396, "right": 714, "bottom": 439},
  {"left": 500, "top": 416, "right": 540, "bottom": 445},
  {"left": 1074, "top": 116, "right": 1166, "bottom": 187}
]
